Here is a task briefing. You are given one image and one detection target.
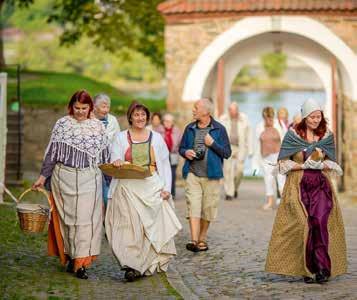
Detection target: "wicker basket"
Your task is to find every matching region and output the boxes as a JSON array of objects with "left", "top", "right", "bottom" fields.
[{"left": 16, "top": 188, "right": 52, "bottom": 233}]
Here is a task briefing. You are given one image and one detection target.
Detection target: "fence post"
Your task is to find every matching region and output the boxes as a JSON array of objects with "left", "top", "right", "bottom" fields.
[{"left": 0, "top": 72, "right": 7, "bottom": 203}]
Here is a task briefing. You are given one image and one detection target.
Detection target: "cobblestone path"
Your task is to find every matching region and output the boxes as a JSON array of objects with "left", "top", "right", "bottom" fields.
[{"left": 172, "top": 179, "right": 357, "bottom": 299}]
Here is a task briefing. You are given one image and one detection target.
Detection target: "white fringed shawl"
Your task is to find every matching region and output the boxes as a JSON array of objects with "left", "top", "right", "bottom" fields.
[{"left": 45, "top": 116, "right": 109, "bottom": 168}]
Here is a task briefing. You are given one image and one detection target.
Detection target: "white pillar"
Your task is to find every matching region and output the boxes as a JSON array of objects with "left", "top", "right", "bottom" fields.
[{"left": 0, "top": 73, "right": 7, "bottom": 203}]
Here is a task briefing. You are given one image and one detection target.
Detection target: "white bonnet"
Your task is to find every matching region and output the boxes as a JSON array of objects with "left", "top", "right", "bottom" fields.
[{"left": 301, "top": 98, "right": 322, "bottom": 119}]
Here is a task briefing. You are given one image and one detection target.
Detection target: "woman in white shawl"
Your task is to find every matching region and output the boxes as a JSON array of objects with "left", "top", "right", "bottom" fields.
[
  {"left": 106, "top": 101, "right": 182, "bottom": 282},
  {"left": 32, "top": 90, "right": 109, "bottom": 279}
]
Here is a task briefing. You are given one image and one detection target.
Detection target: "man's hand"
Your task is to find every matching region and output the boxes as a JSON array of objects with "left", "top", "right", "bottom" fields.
[
  {"left": 204, "top": 133, "right": 214, "bottom": 147},
  {"left": 185, "top": 149, "right": 196, "bottom": 160},
  {"left": 160, "top": 191, "right": 171, "bottom": 200}
]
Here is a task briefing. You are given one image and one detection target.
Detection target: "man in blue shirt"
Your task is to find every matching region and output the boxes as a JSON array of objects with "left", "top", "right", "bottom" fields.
[{"left": 179, "top": 98, "right": 231, "bottom": 252}]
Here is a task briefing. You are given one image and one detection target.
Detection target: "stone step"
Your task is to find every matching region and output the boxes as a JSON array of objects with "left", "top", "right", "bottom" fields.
[
  {"left": 6, "top": 144, "right": 23, "bottom": 153},
  {"left": 6, "top": 123, "right": 24, "bottom": 131}
]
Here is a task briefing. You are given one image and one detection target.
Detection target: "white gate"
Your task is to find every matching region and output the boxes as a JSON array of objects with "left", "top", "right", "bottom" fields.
[{"left": 0, "top": 73, "right": 7, "bottom": 203}]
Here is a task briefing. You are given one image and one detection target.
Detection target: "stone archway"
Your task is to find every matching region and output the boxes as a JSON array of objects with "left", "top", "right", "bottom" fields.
[
  {"left": 206, "top": 32, "right": 332, "bottom": 119},
  {"left": 182, "top": 16, "right": 357, "bottom": 111}
]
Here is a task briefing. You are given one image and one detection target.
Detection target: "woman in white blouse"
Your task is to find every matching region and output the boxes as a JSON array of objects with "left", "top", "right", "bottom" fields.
[{"left": 105, "top": 101, "right": 181, "bottom": 282}]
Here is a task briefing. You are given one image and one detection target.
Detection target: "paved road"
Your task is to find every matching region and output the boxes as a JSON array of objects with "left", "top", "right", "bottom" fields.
[{"left": 171, "top": 179, "right": 357, "bottom": 299}]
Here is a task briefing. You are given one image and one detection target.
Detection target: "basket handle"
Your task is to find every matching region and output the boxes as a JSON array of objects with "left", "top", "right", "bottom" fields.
[{"left": 18, "top": 188, "right": 53, "bottom": 212}]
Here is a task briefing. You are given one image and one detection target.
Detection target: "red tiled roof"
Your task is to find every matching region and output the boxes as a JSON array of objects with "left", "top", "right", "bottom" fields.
[{"left": 158, "top": 0, "right": 357, "bottom": 15}]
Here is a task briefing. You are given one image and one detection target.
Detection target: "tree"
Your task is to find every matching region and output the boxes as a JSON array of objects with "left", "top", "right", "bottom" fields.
[
  {"left": 261, "top": 52, "right": 287, "bottom": 79},
  {"left": 0, "top": 0, "right": 33, "bottom": 66},
  {"left": 48, "top": 0, "right": 165, "bottom": 69}
]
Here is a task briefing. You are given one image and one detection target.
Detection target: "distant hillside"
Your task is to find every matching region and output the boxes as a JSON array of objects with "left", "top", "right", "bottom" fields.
[{"left": 6, "top": 69, "right": 165, "bottom": 114}]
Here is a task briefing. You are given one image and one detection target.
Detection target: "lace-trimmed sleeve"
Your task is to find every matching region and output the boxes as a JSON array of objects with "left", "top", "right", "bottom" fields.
[
  {"left": 324, "top": 159, "right": 343, "bottom": 176},
  {"left": 278, "top": 159, "right": 298, "bottom": 175}
]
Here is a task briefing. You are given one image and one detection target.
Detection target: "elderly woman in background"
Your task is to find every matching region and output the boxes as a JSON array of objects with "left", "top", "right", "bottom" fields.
[
  {"left": 93, "top": 93, "right": 120, "bottom": 143},
  {"left": 162, "top": 113, "right": 182, "bottom": 199},
  {"left": 105, "top": 101, "right": 182, "bottom": 282},
  {"left": 253, "top": 107, "right": 285, "bottom": 210},
  {"left": 266, "top": 98, "right": 346, "bottom": 284},
  {"left": 93, "top": 93, "right": 120, "bottom": 209},
  {"left": 32, "top": 90, "right": 109, "bottom": 279}
]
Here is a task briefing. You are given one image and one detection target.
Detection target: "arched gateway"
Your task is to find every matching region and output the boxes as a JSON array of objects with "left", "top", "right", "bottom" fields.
[{"left": 158, "top": 0, "right": 357, "bottom": 195}]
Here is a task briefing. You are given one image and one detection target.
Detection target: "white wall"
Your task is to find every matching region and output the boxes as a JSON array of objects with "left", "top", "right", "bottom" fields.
[
  {"left": 182, "top": 16, "right": 357, "bottom": 104},
  {"left": 0, "top": 73, "right": 7, "bottom": 203}
]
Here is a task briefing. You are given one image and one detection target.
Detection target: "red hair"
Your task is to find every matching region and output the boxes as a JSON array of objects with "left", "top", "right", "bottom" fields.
[
  {"left": 68, "top": 90, "right": 93, "bottom": 118},
  {"left": 294, "top": 111, "right": 327, "bottom": 140}
]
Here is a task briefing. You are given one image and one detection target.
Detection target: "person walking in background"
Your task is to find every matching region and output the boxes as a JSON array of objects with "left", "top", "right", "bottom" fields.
[
  {"left": 220, "top": 102, "right": 252, "bottom": 200},
  {"left": 252, "top": 107, "right": 285, "bottom": 210},
  {"left": 106, "top": 101, "right": 181, "bottom": 282},
  {"left": 179, "top": 98, "right": 231, "bottom": 252},
  {"left": 266, "top": 98, "right": 346, "bottom": 284},
  {"left": 277, "top": 107, "right": 289, "bottom": 136},
  {"left": 93, "top": 93, "right": 120, "bottom": 210},
  {"left": 162, "top": 113, "right": 182, "bottom": 199},
  {"left": 93, "top": 93, "right": 120, "bottom": 143},
  {"left": 289, "top": 113, "right": 302, "bottom": 129},
  {"left": 148, "top": 112, "right": 165, "bottom": 135},
  {"left": 32, "top": 90, "right": 109, "bottom": 279}
]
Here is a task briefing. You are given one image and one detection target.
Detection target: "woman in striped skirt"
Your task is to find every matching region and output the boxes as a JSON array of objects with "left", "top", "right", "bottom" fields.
[{"left": 32, "top": 90, "right": 109, "bottom": 279}]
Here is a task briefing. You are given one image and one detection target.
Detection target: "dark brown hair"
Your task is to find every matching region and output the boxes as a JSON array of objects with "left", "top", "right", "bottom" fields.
[
  {"left": 295, "top": 111, "right": 327, "bottom": 140},
  {"left": 151, "top": 112, "right": 162, "bottom": 122},
  {"left": 127, "top": 100, "right": 150, "bottom": 126},
  {"left": 68, "top": 90, "right": 93, "bottom": 118}
]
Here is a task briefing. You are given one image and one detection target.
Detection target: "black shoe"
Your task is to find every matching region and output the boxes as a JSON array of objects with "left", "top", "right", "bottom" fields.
[
  {"left": 76, "top": 267, "right": 89, "bottom": 280},
  {"left": 186, "top": 241, "right": 199, "bottom": 252},
  {"left": 66, "top": 259, "right": 74, "bottom": 273},
  {"left": 234, "top": 191, "right": 238, "bottom": 198},
  {"left": 225, "top": 195, "right": 233, "bottom": 201},
  {"left": 303, "top": 276, "right": 315, "bottom": 284},
  {"left": 316, "top": 270, "right": 329, "bottom": 284},
  {"left": 124, "top": 269, "right": 136, "bottom": 282}
]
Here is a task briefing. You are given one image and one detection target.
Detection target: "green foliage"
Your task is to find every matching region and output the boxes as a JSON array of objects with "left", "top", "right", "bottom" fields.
[
  {"left": 48, "top": 0, "right": 165, "bottom": 68},
  {"left": 4, "top": 0, "right": 164, "bottom": 84},
  {"left": 9, "top": 33, "right": 162, "bottom": 83},
  {"left": 233, "top": 66, "right": 254, "bottom": 86},
  {"left": 3, "top": 0, "right": 54, "bottom": 31},
  {"left": 261, "top": 52, "right": 287, "bottom": 79}
]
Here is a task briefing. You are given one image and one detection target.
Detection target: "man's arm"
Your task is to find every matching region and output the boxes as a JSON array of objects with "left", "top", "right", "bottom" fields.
[
  {"left": 179, "top": 126, "right": 189, "bottom": 158},
  {"left": 207, "top": 127, "right": 232, "bottom": 159}
]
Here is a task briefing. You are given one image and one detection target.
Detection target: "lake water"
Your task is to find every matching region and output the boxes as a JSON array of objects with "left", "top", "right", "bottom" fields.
[{"left": 231, "top": 89, "right": 326, "bottom": 175}]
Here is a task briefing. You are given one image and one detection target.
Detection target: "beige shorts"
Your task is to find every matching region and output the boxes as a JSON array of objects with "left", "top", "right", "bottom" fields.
[{"left": 185, "top": 172, "right": 221, "bottom": 221}]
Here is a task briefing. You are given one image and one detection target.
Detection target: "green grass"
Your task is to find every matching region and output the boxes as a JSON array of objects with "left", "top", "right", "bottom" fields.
[
  {"left": 159, "top": 273, "right": 184, "bottom": 300},
  {"left": 5, "top": 69, "right": 166, "bottom": 114},
  {"left": 0, "top": 204, "right": 80, "bottom": 299}
]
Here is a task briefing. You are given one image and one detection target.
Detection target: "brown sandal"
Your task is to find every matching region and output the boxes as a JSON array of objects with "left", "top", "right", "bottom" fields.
[
  {"left": 186, "top": 240, "right": 199, "bottom": 252},
  {"left": 197, "top": 240, "right": 209, "bottom": 251}
]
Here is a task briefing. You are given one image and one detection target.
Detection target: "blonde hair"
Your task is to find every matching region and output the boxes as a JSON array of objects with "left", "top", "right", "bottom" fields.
[
  {"left": 278, "top": 107, "right": 289, "bottom": 118},
  {"left": 262, "top": 106, "right": 275, "bottom": 118}
]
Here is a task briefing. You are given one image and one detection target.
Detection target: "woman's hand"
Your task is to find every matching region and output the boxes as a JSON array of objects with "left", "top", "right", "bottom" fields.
[
  {"left": 112, "top": 159, "right": 124, "bottom": 168},
  {"left": 160, "top": 190, "right": 171, "bottom": 201},
  {"left": 32, "top": 175, "right": 46, "bottom": 190}
]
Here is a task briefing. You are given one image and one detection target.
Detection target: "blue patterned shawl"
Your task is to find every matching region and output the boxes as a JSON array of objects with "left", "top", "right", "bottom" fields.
[{"left": 278, "top": 129, "right": 336, "bottom": 161}]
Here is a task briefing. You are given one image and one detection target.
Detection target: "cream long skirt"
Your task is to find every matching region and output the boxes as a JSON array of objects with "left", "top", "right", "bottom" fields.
[{"left": 105, "top": 172, "right": 182, "bottom": 275}]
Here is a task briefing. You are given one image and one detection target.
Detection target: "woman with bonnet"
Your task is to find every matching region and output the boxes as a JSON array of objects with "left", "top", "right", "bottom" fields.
[{"left": 265, "top": 98, "right": 346, "bottom": 284}]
